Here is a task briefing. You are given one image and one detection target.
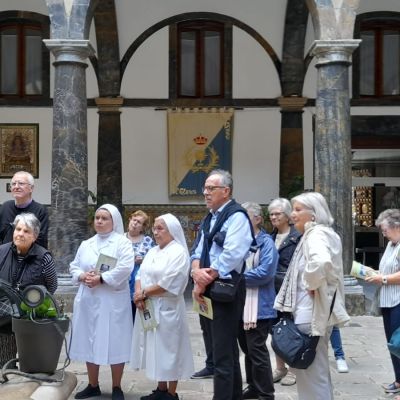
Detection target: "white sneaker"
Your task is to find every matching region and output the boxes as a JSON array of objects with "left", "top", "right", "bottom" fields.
[{"left": 336, "top": 358, "right": 349, "bottom": 373}]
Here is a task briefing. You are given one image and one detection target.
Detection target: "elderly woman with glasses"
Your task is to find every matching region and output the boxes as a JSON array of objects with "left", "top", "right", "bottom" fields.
[
  {"left": 125, "top": 210, "right": 155, "bottom": 322},
  {"left": 130, "top": 213, "right": 194, "bottom": 400},
  {"left": 0, "top": 212, "right": 57, "bottom": 367},
  {"left": 274, "top": 192, "right": 349, "bottom": 400},
  {"left": 268, "top": 198, "right": 301, "bottom": 386},
  {"left": 365, "top": 209, "right": 400, "bottom": 396}
]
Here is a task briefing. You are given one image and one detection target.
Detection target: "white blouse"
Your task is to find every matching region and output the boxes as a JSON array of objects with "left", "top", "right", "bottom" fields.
[{"left": 379, "top": 242, "right": 400, "bottom": 308}]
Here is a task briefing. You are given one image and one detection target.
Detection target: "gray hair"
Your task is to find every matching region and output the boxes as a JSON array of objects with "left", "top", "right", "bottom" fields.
[
  {"left": 268, "top": 198, "right": 292, "bottom": 219},
  {"left": 13, "top": 171, "right": 34, "bottom": 186},
  {"left": 376, "top": 209, "right": 400, "bottom": 229},
  {"left": 208, "top": 169, "right": 233, "bottom": 192},
  {"left": 13, "top": 213, "right": 41, "bottom": 238},
  {"left": 291, "top": 192, "right": 334, "bottom": 226},
  {"left": 242, "top": 202, "right": 262, "bottom": 217}
]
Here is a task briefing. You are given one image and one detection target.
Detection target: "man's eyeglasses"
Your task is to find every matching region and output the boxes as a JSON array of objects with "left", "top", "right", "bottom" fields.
[
  {"left": 202, "top": 185, "right": 226, "bottom": 193},
  {"left": 10, "top": 181, "right": 31, "bottom": 188}
]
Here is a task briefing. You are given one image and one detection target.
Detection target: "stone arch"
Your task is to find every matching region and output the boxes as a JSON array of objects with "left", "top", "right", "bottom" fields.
[{"left": 120, "top": 11, "right": 282, "bottom": 88}]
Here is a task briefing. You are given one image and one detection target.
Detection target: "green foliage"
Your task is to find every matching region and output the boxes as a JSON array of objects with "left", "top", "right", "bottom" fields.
[
  {"left": 280, "top": 175, "right": 304, "bottom": 199},
  {"left": 20, "top": 296, "right": 58, "bottom": 319}
]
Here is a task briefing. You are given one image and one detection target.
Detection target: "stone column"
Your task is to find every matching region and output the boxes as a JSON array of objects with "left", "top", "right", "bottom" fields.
[
  {"left": 95, "top": 97, "right": 123, "bottom": 212},
  {"left": 278, "top": 96, "right": 308, "bottom": 197},
  {"left": 44, "top": 39, "right": 94, "bottom": 272},
  {"left": 311, "top": 39, "right": 360, "bottom": 274}
]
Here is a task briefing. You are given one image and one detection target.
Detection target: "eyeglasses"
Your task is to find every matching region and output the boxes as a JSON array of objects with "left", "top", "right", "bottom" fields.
[
  {"left": 202, "top": 185, "right": 226, "bottom": 193},
  {"left": 269, "top": 212, "right": 283, "bottom": 217},
  {"left": 152, "top": 225, "right": 166, "bottom": 232},
  {"left": 10, "top": 181, "right": 31, "bottom": 188}
]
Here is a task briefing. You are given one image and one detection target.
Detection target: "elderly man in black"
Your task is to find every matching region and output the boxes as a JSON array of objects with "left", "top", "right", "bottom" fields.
[
  {"left": 0, "top": 171, "right": 48, "bottom": 248},
  {"left": 191, "top": 169, "right": 253, "bottom": 400}
]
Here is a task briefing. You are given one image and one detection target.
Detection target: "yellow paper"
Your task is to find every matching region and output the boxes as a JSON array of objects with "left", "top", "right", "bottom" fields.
[{"left": 193, "top": 295, "right": 213, "bottom": 320}]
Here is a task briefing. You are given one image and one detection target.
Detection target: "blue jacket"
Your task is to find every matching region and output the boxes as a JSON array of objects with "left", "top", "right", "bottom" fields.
[{"left": 244, "top": 229, "right": 278, "bottom": 320}]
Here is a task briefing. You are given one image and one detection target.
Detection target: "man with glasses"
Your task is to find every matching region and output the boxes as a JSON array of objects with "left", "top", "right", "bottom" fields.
[
  {"left": 0, "top": 171, "right": 48, "bottom": 248},
  {"left": 191, "top": 169, "right": 254, "bottom": 400}
]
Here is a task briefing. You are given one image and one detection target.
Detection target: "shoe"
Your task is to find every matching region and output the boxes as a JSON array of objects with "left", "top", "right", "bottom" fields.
[
  {"left": 383, "top": 382, "right": 400, "bottom": 393},
  {"left": 336, "top": 358, "right": 349, "bottom": 373},
  {"left": 112, "top": 386, "right": 125, "bottom": 400},
  {"left": 140, "top": 388, "right": 168, "bottom": 400},
  {"left": 190, "top": 367, "right": 214, "bottom": 379},
  {"left": 281, "top": 371, "right": 296, "bottom": 386},
  {"left": 242, "top": 386, "right": 258, "bottom": 399},
  {"left": 162, "top": 393, "right": 179, "bottom": 400},
  {"left": 74, "top": 384, "right": 101, "bottom": 399},
  {"left": 272, "top": 367, "right": 288, "bottom": 383}
]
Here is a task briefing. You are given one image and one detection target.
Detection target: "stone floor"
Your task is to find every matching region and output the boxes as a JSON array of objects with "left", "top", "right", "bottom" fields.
[
  {"left": 0, "top": 300, "right": 398, "bottom": 400},
  {"left": 65, "top": 311, "right": 399, "bottom": 400}
]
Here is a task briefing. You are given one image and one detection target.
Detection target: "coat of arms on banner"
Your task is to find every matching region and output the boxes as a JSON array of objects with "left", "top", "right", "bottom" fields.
[{"left": 168, "top": 109, "right": 233, "bottom": 197}]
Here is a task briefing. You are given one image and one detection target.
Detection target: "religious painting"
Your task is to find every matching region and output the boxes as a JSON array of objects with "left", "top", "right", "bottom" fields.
[
  {"left": 168, "top": 108, "right": 234, "bottom": 197},
  {"left": 0, "top": 124, "right": 39, "bottom": 178}
]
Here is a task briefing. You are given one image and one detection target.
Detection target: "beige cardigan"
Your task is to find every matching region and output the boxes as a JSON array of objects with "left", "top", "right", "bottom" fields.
[{"left": 302, "top": 223, "right": 350, "bottom": 336}]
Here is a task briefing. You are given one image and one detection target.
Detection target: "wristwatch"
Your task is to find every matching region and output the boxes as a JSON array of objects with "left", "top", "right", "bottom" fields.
[{"left": 382, "top": 275, "right": 388, "bottom": 285}]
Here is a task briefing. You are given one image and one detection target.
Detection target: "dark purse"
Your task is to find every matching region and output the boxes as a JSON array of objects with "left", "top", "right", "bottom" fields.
[
  {"left": 271, "top": 316, "right": 319, "bottom": 369},
  {"left": 271, "top": 291, "right": 337, "bottom": 369},
  {"left": 209, "top": 273, "right": 242, "bottom": 303}
]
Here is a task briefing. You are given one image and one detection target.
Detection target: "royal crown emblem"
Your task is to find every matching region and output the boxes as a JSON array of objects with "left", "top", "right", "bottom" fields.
[{"left": 193, "top": 134, "right": 208, "bottom": 145}]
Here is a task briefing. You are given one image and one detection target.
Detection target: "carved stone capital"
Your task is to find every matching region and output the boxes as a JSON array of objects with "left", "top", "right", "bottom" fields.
[
  {"left": 278, "top": 96, "right": 308, "bottom": 112},
  {"left": 95, "top": 97, "right": 124, "bottom": 112},
  {"left": 43, "top": 39, "right": 95, "bottom": 64},
  {"left": 311, "top": 39, "right": 361, "bottom": 66}
]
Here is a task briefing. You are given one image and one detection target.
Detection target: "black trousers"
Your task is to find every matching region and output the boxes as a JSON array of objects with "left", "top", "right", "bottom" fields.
[
  {"left": 238, "top": 319, "right": 275, "bottom": 400},
  {"left": 200, "top": 279, "right": 245, "bottom": 400},
  {"left": 199, "top": 312, "right": 214, "bottom": 371}
]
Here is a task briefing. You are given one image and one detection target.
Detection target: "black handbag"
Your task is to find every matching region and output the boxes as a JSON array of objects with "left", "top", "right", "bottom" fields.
[
  {"left": 209, "top": 273, "right": 242, "bottom": 303},
  {"left": 271, "top": 291, "right": 337, "bottom": 369},
  {"left": 271, "top": 317, "right": 319, "bottom": 369}
]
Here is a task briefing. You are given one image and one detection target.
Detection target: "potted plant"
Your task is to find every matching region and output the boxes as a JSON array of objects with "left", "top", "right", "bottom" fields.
[{"left": 11, "top": 285, "right": 70, "bottom": 374}]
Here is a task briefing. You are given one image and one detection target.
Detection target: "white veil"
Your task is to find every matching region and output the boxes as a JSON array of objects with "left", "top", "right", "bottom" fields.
[
  {"left": 96, "top": 204, "right": 124, "bottom": 234},
  {"left": 159, "top": 213, "right": 188, "bottom": 254}
]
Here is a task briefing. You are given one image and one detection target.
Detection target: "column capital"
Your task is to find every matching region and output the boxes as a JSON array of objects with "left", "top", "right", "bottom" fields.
[
  {"left": 278, "top": 96, "right": 308, "bottom": 112},
  {"left": 95, "top": 97, "right": 124, "bottom": 112},
  {"left": 43, "top": 39, "right": 95, "bottom": 64},
  {"left": 311, "top": 39, "right": 361, "bottom": 66}
]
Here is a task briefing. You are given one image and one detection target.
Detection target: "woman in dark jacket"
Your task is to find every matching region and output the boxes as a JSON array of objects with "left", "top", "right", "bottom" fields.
[
  {"left": 268, "top": 198, "right": 301, "bottom": 386},
  {"left": 0, "top": 212, "right": 57, "bottom": 367}
]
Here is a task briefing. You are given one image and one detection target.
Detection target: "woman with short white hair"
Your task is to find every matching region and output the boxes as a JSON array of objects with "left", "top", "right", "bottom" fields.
[
  {"left": 268, "top": 197, "right": 301, "bottom": 386},
  {"left": 366, "top": 209, "right": 400, "bottom": 396},
  {"left": 274, "top": 192, "right": 349, "bottom": 400}
]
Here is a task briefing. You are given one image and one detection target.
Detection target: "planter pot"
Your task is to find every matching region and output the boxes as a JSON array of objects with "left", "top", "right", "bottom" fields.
[{"left": 12, "top": 317, "right": 69, "bottom": 374}]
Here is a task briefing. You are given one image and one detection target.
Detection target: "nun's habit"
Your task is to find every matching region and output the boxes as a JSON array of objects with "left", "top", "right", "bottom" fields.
[
  {"left": 130, "top": 213, "right": 194, "bottom": 380},
  {"left": 69, "top": 204, "right": 135, "bottom": 365}
]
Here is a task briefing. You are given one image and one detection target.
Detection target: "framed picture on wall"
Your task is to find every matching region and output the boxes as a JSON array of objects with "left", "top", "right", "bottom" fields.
[{"left": 0, "top": 123, "right": 39, "bottom": 178}]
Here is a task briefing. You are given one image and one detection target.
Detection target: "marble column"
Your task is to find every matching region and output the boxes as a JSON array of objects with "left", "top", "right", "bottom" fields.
[
  {"left": 278, "top": 96, "right": 307, "bottom": 198},
  {"left": 312, "top": 39, "right": 360, "bottom": 274},
  {"left": 95, "top": 97, "right": 123, "bottom": 212},
  {"left": 44, "top": 39, "right": 94, "bottom": 273}
]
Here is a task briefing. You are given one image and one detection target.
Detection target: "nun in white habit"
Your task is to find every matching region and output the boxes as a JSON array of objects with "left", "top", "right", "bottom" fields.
[
  {"left": 130, "top": 213, "right": 194, "bottom": 400},
  {"left": 70, "top": 204, "right": 134, "bottom": 400}
]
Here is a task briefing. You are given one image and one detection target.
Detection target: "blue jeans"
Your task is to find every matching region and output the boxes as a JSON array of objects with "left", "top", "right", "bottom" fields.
[
  {"left": 330, "top": 326, "right": 345, "bottom": 360},
  {"left": 382, "top": 303, "right": 400, "bottom": 383}
]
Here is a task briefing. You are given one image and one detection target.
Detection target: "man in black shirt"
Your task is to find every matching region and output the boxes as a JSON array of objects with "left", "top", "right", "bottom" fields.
[{"left": 0, "top": 171, "right": 48, "bottom": 248}]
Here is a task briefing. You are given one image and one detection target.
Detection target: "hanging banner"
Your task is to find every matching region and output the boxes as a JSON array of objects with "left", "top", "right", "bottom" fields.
[{"left": 168, "top": 108, "right": 233, "bottom": 197}]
